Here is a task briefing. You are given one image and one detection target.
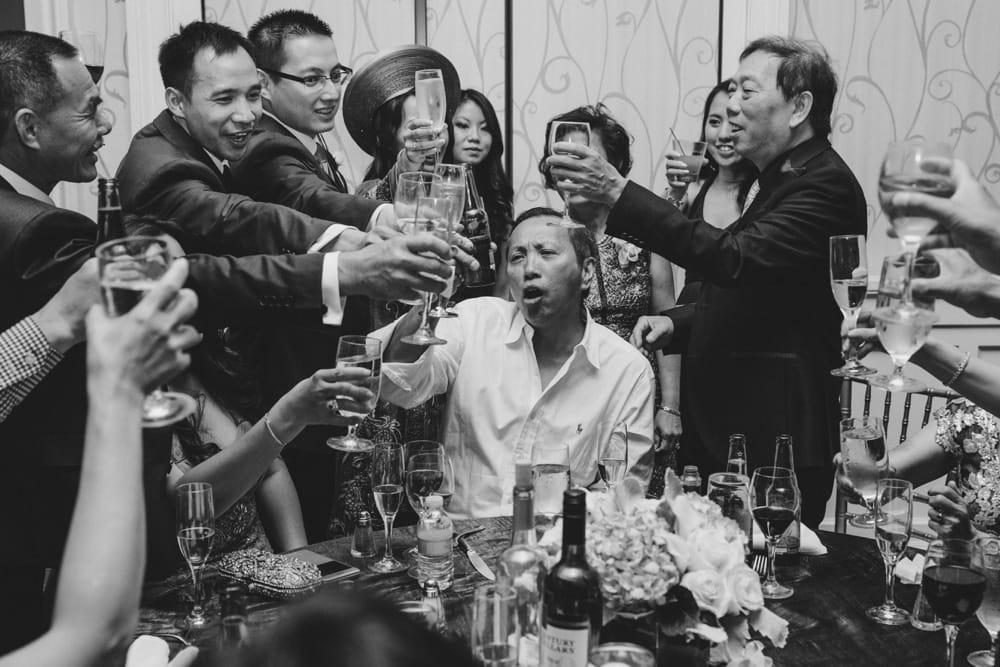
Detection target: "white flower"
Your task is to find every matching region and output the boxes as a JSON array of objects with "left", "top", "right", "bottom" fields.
[
  {"left": 729, "top": 640, "right": 774, "bottom": 667},
  {"left": 749, "top": 607, "right": 789, "bottom": 649},
  {"left": 726, "top": 565, "right": 765, "bottom": 614},
  {"left": 681, "top": 569, "right": 732, "bottom": 618},
  {"left": 687, "top": 527, "right": 745, "bottom": 574}
]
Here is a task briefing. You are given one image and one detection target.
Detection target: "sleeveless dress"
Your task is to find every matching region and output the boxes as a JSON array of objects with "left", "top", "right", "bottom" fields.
[{"left": 933, "top": 400, "right": 1000, "bottom": 534}]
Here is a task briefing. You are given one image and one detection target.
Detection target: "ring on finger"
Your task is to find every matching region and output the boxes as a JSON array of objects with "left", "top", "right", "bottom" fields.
[{"left": 326, "top": 399, "right": 339, "bottom": 413}]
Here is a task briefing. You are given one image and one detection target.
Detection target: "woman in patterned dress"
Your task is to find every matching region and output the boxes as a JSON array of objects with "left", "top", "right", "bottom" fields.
[{"left": 539, "top": 104, "right": 681, "bottom": 497}]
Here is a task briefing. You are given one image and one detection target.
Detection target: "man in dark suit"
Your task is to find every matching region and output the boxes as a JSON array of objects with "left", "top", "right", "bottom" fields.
[{"left": 548, "top": 36, "right": 867, "bottom": 527}]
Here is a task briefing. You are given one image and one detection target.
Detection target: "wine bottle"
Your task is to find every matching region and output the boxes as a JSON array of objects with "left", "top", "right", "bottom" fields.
[
  {"left": 461, "top": 164, "right": 495, "bottom": 288},
  {"left": 511, "top": 462, "right": 536, "bottom": 547},
  {"left": 540, "top": 488, "right": 602, "bottom": 667},
  {"left": 96, "top": 177, "right": 124, "bottom": 245},
  {"left": 773, "top": 434, "right": 801, "bottom": 561}
]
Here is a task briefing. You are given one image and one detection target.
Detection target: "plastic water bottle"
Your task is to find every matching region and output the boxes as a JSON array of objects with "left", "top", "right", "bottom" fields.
[{"left": 417, "top": 494, "right": 454, "bottom": 590}]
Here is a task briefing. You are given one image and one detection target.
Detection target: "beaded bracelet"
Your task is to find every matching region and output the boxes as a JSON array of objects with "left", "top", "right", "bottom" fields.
[{"left": 944, "top": 351, "right": 971, "bottom": 388}]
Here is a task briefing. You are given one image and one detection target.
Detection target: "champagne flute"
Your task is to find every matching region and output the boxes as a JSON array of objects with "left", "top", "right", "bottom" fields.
[
  {"left": 867, "top": 478, "right": 913, "bottom": 625},
  {"left": 176, "top": 482, "right": 215, "bottom": 628},
  {"left": 922, "top": 538, "right": 986, "bottom": 667},
  {"left": 532, "top": 442, "right": 571, "bottom": 531},
  {"left": 395, "top": 171, "right": 443, "bottom": 303},
  {"left": 415, "top": 69, "right": 447, "bottom": 165},
  {"left": 870, "top": 304, "right": 938, "bottom": 392},
  {"left": 750, "top": 466, "right": 800, "bottom": 600},
  {"left": 325, "top": 336, "right": 382, "bottom": 452},
  {"left": 430, "top": 164, "right": 466, "bottom": 318},
  {"left": 401, "top": 196, "right": 453, "bottom": 346},
  {"left": 879, "top": 140, "right": 956, "bottom": 255},
  {"left": 599, "top": 421, "right": 628, "bottom": 495},
  {"left": 59, "top": 30, "right": 104, "bottom": 83},
  {"left": 369, "top": 443, "right": 407, "bottom": 573},
  {"left": 97, "top": 237, "right": 198, "bottom": 428},
  {"left": 968, "top": 536, "right": 1000, "bottom": 667},
  {"left": 548, "top": 121, "right": 591, "bottom": 228},
  {"left": 830, "top": 235, "right": 875, "bottom": 377},
  {"left": 840, "top": 415, "right": 888, "bottom": 529}
]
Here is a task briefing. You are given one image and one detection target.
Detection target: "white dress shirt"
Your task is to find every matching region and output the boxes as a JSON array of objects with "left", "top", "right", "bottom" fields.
[{"left": 372, "top": 297, "right": 655, "bottom": 520}]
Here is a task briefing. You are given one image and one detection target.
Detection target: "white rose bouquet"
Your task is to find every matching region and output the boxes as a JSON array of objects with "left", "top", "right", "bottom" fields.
[{"left": 539, "top": 474, "right": 789, "bottom": 666}]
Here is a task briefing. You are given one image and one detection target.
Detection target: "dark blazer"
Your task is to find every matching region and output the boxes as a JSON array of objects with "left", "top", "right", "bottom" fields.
[
  {"left": 231, "top": 113, "right": 380, "bottom": 226},
  {"left": 606, "top": 136, "right": 867, "bottom": 471}
]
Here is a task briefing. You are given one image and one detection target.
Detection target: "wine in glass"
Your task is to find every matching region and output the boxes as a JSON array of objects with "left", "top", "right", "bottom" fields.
[
  {"left": 599, "top": 421, "right": 628, "bottom": 495},
  {"left": 176, "top": 482, "right": 215, "bottom": 628},
  {"left": 415, "top": 69, "right": 447, "bottom": 165},
  {"left": 59, "top": 30, "right": 104, "bottom": 83},
  {"left": 829, "top": 235, "right": 875, "bottom": 377},
  {"left": 369, "top": 443, "right": 407, "bottom": 573},
  {"left": 401, "top": 196, "right": 454, "bottom": 346},
  {"left": 430, "top": 165, "right": 466, "bottom": 318},
  {"left": 548, "top": 121, "right": 591, "bottom": 228},
  {"left": 879, "top": 140, "right": 956, "bottom": 255},
  {"left": 840, "top": 415, "right": 888, "bottom": 529},
  {"left": 395, "top": 171, "right": 442, "bottom": 304},
  {"left": 922, "top": 538, "right": 986, "bottom": 667},
  {"left": 968, "top": 536, "right": 1000, "bottom": 667},
  {"left": 532, "top": 442, "right": 571, "bottom": 531},
  {"left": 325, "top": 336, "right": 382, "bottom": 452},
  {"left": 750, "top": 466, "right": 800, "bottom": 600},
  {"left": 867, "top": 478, "right": 913, "bottom": 625},
  {"left": 870, "top": 304, "right": 938, "bottom": 392},
  {"left": 97, "top": 237, "right": 198, "bottom": 428}
]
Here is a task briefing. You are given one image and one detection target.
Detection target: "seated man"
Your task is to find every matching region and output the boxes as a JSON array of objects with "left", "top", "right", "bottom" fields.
[{"left": 373, "top": 208, "right": 654, "bottom": 519}]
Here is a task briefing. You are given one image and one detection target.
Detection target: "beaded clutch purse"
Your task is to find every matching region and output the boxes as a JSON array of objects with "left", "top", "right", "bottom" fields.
[{"left": 216, "top": 549, "right": 322, "bottom": 599}]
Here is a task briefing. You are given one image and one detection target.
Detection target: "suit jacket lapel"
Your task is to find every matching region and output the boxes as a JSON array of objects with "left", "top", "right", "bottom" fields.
[{"left": 152, "top": 109, "right": 229, "bottom": 187}]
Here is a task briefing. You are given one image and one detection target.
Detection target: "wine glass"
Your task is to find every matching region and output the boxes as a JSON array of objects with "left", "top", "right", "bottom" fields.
[
  {"left": 470, "top": 584, "right": 520, "bottom": 667},
  {"left": 876, "top": 253, "right": 913, "bottom": 310},
  {"left": 176, "top": 482, "right": 215, "bottom": 628},
  {"left": 395, "top": 172, "right": 442, "bottom": 304},
  {"left": 829, "top": 235, "right": 875, "bottom": 377},
  {"left": 879, "top": 140, "right": 956, "bottom": 255},
  {"left": 750, "top": 466, "right": 800, "bottom": 600},
  {"left": 968, "top": 536, "right": 1000, "bottom": 667},
  {"left": 532, "top": 442, "right": 571, "bottom": 531},
  {"left": 325, "top": 336, "right": 382, "bottom": 452},
  {"left": 870, "top": 304, "right": 938, "bottom": 392},
  {"left": 369, "top": 443, "right": 407, "bottom": 573},
  {"left": 405, "top": 451, "right": 448, "bottom": 576},
  {"left": 840, "top": 415, "right": 889, "bottom": 529},
  {"left": 922, "top": 538, "right": 987, "bottom": 667},
  {"left": 548, "top": 121, "right": 591, "bottom": 228},
  {"left": 97, "top": 237, "right": 198, "bottom": 428},
  {"left": 430, "top": 164, "right": 466, "bottom": 318},
  {"left": 401, "top": 196, "right": 454, "bottom": 346},
  {"left": 59, "top": 30, "right": 104, "bottom": 83},
  {"left": 415, "top": 69, "right": 447, "bottom": 165},
  {"left": 867, "top": 478, "right": 913, "bottom": 625},
  {"left": 599, "top": 421, "right": 628, "bottom": 495}
]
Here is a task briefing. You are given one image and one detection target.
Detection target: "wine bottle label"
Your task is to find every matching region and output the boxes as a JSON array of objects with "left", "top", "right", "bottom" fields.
[{"left": 540, "top": 624, "right": 589, "bottom": 667}]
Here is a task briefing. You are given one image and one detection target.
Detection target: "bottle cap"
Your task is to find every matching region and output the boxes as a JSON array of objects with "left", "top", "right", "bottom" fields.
[
  {"left": 514, "top": 462, "right": 532, "bottom": 489},
  {"left": 425, "top": 494, "right": 443, "bottom": 509},
  {"left": 357, "top": 511, "right": 371, "bottom": 524},
  {"left": 682, "top": 465, "right": 700, "bottom": 476},
  {"left": 423, "top": 578, "right": 441, "bottom": 595},
  {"left": 562, "top": 488, "right": 586, "bottom": 518}
]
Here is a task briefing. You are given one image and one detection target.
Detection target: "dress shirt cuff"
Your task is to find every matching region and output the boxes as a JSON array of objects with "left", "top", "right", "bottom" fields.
[
  {"left": 13, "top": 317, "right": 63, "bottom": 375},
  {"left": 368, "top": 204, "right": 392, "bottom": 231},
  {"left": 320, "top": 252, "right": 345, "bottom": 326},
  {"left": 308, "top": 224, "right": 350, "bottom": 253}
]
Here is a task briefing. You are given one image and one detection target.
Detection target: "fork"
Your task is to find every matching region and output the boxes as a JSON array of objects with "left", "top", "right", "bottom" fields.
[{"left": 750, "top": 552, "right": 768, "bottom": 577}]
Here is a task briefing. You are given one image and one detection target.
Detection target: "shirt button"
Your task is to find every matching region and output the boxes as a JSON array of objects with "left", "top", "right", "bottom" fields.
[{"left": 22, "top": 353, "right": 38, "bottom": 367}]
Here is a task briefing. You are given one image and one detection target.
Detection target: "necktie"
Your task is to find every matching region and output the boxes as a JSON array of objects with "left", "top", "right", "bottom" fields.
[
  {"left": 742, "top": 179, "right": 760, "bottom": 215},
  {"left": 315, "top": 138, "right": 349, "bottom": 192},
  {"left": 220, "top": 164, "right": 233, "bottom": 192}
]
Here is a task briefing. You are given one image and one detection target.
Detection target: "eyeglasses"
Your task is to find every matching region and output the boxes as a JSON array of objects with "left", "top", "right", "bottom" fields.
[{"left": 259, "top": 64, "right": 353, "bottom": 89}]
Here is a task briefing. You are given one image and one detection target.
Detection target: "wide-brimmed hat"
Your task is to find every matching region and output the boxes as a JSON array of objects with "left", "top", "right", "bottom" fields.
[{"left": 343, "top": 45, "right": 461, "bottom": 156}]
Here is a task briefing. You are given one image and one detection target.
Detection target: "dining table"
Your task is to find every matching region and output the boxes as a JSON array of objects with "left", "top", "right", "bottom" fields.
[{"left": 137, "top": 519, "right": 993, "bottom": 666}]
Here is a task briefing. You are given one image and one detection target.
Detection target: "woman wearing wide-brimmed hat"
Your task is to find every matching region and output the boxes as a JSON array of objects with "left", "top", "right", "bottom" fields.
[{"left": 342, "top": 45, "right": 461, "bottom": 199}]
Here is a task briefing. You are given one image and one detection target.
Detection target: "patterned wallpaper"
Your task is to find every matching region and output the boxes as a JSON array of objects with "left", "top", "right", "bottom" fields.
[{"left": 790, "top": 0, "right": 1000, "bottom": 271}]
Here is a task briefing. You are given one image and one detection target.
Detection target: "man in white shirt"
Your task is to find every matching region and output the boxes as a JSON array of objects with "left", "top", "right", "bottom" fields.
[{"left": 374, "top": 207, "right": 655, "bottom": 519}]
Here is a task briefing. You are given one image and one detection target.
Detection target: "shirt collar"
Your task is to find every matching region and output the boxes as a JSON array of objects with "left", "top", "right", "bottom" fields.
[
  {"left": 264, "top": 111, "right": 318, "bottom": 155},
  {"left": 504, "top": 306, "right": 601, "bottom": 370},
  {"left": 0, "top": 163, "right": 54, "bottom": 205},
  {"left": 170, "top": 115, "right": 229, "bottom": 174}
]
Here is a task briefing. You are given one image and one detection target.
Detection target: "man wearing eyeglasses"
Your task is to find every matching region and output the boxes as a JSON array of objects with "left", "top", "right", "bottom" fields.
[{"left": 234, "top": 10, "right": 394, "bottom": 229}]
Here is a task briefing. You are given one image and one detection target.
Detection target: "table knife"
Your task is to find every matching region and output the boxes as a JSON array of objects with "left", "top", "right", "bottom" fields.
[{"left": 457, "top": 536, "right": 495, "bottom": 581}]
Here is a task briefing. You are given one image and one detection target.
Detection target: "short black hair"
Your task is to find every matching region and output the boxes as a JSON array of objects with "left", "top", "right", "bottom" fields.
[
  {"left": 248, "top": 9, "right": 333, "bottom": 75},
  {"left": 513, "top": 207, "right": 598, "bottom": 270},
  {"left": 0, "top": 31, "right": 78, "bottom": 134},
  {"left": 159, "top": 21, "right": 254, "bottom": 97},
  {"left": 539, "top": 103, "right": 633, "bottom": 190},
  {"left": 740, "top": 36, "right": 837, "bottom": 138}
]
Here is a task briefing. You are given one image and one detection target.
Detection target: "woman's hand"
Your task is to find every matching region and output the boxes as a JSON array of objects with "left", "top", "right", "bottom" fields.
[
  {"left": 927, "top": 481, "right": 974, "bottom": 539},
  {"left": 271, "top": 367, "right": 377, "bottom": 429},
  {"left": 664, "top": 150, "right": 692, "bottom": 192},
  {"left": 844, "top": 308, "right": 882, "bottom": 359},
  {"left": 398, "top": 118, "right": 447, "bottom": 171},
  {"left": 654, "top": 409, "right": 682, "bottom": 453}
]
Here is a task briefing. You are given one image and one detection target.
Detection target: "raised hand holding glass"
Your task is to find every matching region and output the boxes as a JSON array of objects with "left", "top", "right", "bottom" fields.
[
  {"left": 840, "top": 415, "right": 888, "bottom": 529},
  {"left": 548, "top": 121, "right": 591, "bottom": 228},
  {"left": 325, "top": 336, "right": 382, "bottom": 452},
  {"left": 879, "top": 140, "right": 956, "bottom": 255},
  {"left": 830, "top": 235, "right": 875, "bottom": 377}
]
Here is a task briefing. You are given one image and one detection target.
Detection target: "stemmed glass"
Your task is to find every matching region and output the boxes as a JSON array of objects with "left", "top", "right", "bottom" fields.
[
  {"left": 369, "top": 443, "right": 407, "bottom": 573},
  {"left": 97, "top": 237, "right": 198, "bottom": 428},
  {"left": 867, "top": 478, "right": 913, "bottom": 625},
  {"left": 840, "top": 415, "right": 889, "bottom": 529},
  {"left": 430, "top": 163, "right": 467, "bottom": 318},
  {"left": 829, "top": 235, "right": 875, "bottom": 377},
  {"left": 599, "top": 421, "right": 628, "bottom": 495},
  {"left": 532, "top": 442, "right": 571, "bottom": 531},
  {"left": 59, "top": 30, "right": 104, "bottom": 83},
  {"left": 922, "top": 539, "right": 986, "bottom": 667},
  {"left": 968, "top": 536, "right": 1000, "bottom": 667},
  {"left": 176, "top": 482, "right": 215, "bottom": 628},
  {"left": 395, "top": 172, "right": 442, "bottom": 305},
  {"left": 401, "top": 195, "right": 456, "bottom": 346},
  {"left": 548, "top": 121, "right": 591, "bottom": 228},
  {"left": 325, "top": 336, "right": 382, "bottom": 452},
  {"left": 879, "top": 140, "right": 956, "bottom": 255},
  {"left": 415, "top": 69, "right": 447, "bottom": 165},
  {"left": 870, "top": 304, "right": 938, "bottom": 392},
  {"left": 750, "top": 466, "right": 800, "bottom": 600}
]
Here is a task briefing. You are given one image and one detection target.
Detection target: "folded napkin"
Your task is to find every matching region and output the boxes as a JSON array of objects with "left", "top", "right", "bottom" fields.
[
  {"left": 126, "top": 636, "right": 198, "bottom": 667},
  {"left": 751, "top": 521, "right": 828, "bottom": 556},
  {"left": 894, "top": 553, "right": 926, "bottom": 585}
]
